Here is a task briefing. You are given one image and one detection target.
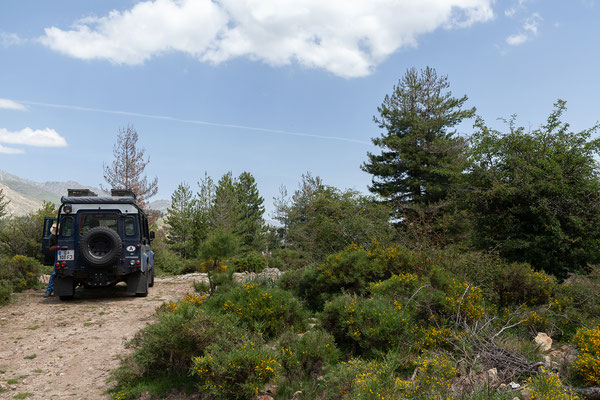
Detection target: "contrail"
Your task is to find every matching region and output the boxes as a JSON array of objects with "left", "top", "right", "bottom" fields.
[{"left": 16, "top": 99, "right": 371, "bottom": 145}]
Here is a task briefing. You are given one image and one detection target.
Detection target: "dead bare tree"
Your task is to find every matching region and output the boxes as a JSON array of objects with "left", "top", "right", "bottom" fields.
[{"left": 102, "top": 125, "right": 158, "bottom": 210}]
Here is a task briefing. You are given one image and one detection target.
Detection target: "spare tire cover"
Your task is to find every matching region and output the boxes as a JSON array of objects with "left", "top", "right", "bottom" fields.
[{"left": 79, "top": 226, "right": 123, "bottom": 267}]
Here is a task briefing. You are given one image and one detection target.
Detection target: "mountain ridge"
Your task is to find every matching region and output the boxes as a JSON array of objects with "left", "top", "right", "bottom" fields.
[{"left": 0, "top": 169, "right": 169, "bottom": 216}]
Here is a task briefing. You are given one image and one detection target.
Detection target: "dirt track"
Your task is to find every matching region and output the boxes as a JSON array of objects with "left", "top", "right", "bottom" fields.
[{"left": 0, "top": 276, "right": 197, "bottom": 399}]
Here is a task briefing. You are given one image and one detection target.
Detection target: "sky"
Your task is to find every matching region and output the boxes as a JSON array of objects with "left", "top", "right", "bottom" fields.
[{"left": 1, "top": 0, "right": 599, "bottom": 218}]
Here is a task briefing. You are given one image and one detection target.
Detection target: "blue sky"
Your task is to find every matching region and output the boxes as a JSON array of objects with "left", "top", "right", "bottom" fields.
[{"left": 1, "top": 0, "right": 599, "bottom": 218}]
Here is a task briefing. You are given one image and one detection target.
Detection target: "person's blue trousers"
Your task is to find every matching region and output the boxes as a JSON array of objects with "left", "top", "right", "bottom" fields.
[{"left": 45, "top": 268, "right": 57, "bottom": 295}]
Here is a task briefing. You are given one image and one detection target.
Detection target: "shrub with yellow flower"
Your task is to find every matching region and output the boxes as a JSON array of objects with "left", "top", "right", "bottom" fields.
[
  {"left": 572, "top": 326, "right": 600, "bottom": 386},
  {"left": 525, "top": 368, "right": 580, "bottom": 400},
  {"left": 192, "top": 340, "right": 280, "bottom": 400},
  {"left": 217, "top": 282, "right": 306, "bottom": 338}
]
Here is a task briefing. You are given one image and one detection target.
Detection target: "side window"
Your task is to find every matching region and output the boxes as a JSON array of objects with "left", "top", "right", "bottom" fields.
[
  {"left": 124, "top": 216, "right": 136, "bottom": 236},
  {"left": 61, "top": 216, "right": 73, "bottom": 237},
  {"left": 43, "top": 218, "right": 57, "bottom": 239},
  {"left": 142, "top": 216, "right": 149, "bottom": 239}
]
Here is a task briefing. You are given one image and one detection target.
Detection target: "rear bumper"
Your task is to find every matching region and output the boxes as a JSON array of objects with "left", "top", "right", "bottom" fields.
[{"left": 58, "top": 264, "right": 145, "bottom": 286}]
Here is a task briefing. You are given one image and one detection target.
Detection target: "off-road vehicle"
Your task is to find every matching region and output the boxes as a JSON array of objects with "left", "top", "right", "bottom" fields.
[{"left": 41, "top": 189, "right": 155, "bottom": 300}]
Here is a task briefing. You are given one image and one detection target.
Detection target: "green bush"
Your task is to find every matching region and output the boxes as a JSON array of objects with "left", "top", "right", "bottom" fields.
[
  {"left": 279, "top": 267, "right": 322, "bottom": 311},
  {"left": 0, "top": 202, "right": 56, "bottom": 260},
  {"left": 0, "top": 279, "right": 12, "bottom": 305},
  {"left": 179, "top": 258, "right": 203, "bottom": 274},
  {"left": 368, "top": 272, "right": 423, "bottom": 298},
  {"left": 231, "top": 251, "right": 267, "bottom": 272},
  {"left": 492, "top": 262, "right": 557, "bottom": 307},
  {"left": 558, "top": 266, "right": 600, "bottom": 320},
  {"left": 315, "top": 245, "right": 385, "bottom": 297},
  {"left": 193, "top": 280, "right": 210, "bottom": 294},
  {"left": 572, "top": 325, "right": 600, "bottom": 386},
  {"left": 409, "top": 352, "right": 456, "bottom": 396},
  {"left": 0, "top": 255, "right": 42, "bottom": 292},
  {"left": 319, "top": 351, "right": 456, "bottom": 400},
  {"left": 266, "top": 248, "right": 308, "bottom": 270},
  {"left": 209, "top": 271, "right": 239, "bottom": 294},
  {"left": 192, "top": 338, "right": 279, "bottom": 400},
  {"left": 321, "top": 294, "right": 410, "bottom": 356},
  {"left": 152, "top": 246, "right": 184, "bottom": 275},
  {"left": 371, "top": 270, "right": 487, "bottom": 323},
  {"left": 298, "top": 244, "right": 443, "bottom": 310},
  {"left": 278, "top": 330, "right": 340, "bottom": 382},
  {"left": 421, "top": 248, "right": 506, "bottom": 302},
  {"left": 525, "top": 367, "right": 581, "bottom": 399},
  {"left": 111, "top": 302, "right": 248, "bottom": 385},
  {"left": 208, "top": 282, "right": 307, "bottom": 338},
  {"left": 319, "top": 357, "right": 399, "bottom": 400}
]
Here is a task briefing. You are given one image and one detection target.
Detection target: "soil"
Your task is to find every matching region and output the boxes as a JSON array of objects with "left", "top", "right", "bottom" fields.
[{"left": 0, "top": 275, "right": 200, "bottom": 400}]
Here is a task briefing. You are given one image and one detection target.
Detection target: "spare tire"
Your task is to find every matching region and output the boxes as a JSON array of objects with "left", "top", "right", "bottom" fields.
[{"left": 79, "top": 226, "right": 122, "bottom": 267}]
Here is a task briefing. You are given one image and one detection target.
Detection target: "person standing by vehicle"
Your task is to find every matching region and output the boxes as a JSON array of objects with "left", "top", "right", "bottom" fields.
[{"left": 44, "top": 223, "right": 59, "bottom": 297}]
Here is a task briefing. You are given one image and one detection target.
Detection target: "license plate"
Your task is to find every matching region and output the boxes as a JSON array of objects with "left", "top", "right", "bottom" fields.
[{"left": 57, "top": 250, "right": 74, "bottom": 261}]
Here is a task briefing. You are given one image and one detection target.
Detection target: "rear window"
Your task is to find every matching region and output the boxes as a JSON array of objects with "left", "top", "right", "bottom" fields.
[
  {"left": 61, "top": 216, "right": 73, "bottom": 237},
  {"left": 79, "top": 213, "right": 118, "bottom": 235}
]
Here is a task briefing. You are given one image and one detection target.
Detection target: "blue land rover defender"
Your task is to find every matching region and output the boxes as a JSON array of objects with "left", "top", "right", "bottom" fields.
[{"left": 41, "top": 189, "right": 155, "bottom": 300}]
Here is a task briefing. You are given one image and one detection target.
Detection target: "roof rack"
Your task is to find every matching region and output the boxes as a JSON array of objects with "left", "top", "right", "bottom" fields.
[
  {"left": 111, "top": 188, "right": 137, "bottom": 199},
  {"left": 67, "top": 188, "right": 97, "bottom": 197}
]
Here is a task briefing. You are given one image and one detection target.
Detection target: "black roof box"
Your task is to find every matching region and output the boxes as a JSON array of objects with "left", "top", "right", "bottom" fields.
[
  {"left": 111, "top": 189, "right": 137, "bottom": 199},
  {"left": 67, "top": 188, "right": 97, "bottom": 197}
]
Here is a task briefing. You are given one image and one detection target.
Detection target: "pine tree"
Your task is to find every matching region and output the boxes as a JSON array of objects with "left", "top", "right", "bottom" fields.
[
  {"left": 211, "top": 172, "right": 239, "bottom": 232},
  {"left": 165, "top": 182, "right": 197, "bottom": 258},
  {"left": 102, "top": 125, "right": 158, "bottom": 209},
  {"left": 0, "top": 188, "right": 9, "bottom": 218},
  {"left": 193, "top": 172, "right": 216, "bottom": 245},
  {"left": 234, "top": 171, "right": 265, "bottom": 252},
  {"left": 362, "top": 67, "right": 475, "bottom": 216}
]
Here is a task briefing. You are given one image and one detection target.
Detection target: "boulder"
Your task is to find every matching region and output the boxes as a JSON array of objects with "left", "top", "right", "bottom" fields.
[{"left": 534, "top": 332, "right": 552, "bottom": 352}]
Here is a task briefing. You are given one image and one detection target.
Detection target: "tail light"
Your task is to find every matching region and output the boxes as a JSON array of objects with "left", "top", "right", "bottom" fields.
[{"left": 61, "top": 262, "right": 66, "bottom": 267}]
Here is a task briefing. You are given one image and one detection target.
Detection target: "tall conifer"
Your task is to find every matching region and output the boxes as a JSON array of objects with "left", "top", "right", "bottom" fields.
[{"left": 362, "top": 67, "right": 475, "bottom": 216}]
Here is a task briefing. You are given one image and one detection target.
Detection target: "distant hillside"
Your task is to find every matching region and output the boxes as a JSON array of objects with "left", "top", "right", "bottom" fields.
[
  {"left": 0, "top": 182, "right": 43, "bottom": 216},
  {"left": 0, "top": 169, "right": 168, "bottom": 216},
  {"left": 148, "top": 199, "right": 171, "bottom": 214},
  {"left": 0, "top": 169, "right": 63, "bottom": 205}
]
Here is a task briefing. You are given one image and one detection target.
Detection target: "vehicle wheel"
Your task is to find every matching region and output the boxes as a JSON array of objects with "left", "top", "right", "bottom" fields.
[
  {"left": 79, "top": 227, "right": 123, "bottom": 267},
  {"left": 148, "top": 269, "right": 155, "bottom": 287},
  {"left": 59, "top": 295, "right": 74, "bottom": 300}
]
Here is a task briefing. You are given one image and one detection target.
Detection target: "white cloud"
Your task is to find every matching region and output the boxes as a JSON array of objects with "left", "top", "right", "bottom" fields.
[
  {"left": 0, "top": 32, "right": 24, "bottom": 47},
  {"left": 0, "top": 128, "right": 68, "bottom": 148},
  {"left": 39, "top": 0, "right": 494, "bottom": 78},
  {"left": 506, "top": 33, "right": 528, "bottom": 46},
  {"left": 505, "top": 0, "right": 529, "bottom": 17},
  {"left": 506, "top": 12, "right": 542, "bottom": 46},
  {"left": 0, "top": 144, "right": 24, "bottom": 154},
  {"left": 0, "top": 98, "right": 27, "bottom": 111}
]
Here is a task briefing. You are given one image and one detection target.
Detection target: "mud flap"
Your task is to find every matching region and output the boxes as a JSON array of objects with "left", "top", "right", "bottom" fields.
[
  {"left": 127, "top": 271, "right": 148, "bottom": 297},
  {"left": 55, "top": 276, "right": 75, "bottom": 298}
]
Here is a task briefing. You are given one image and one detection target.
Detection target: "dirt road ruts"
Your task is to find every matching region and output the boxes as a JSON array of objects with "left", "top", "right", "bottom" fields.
[{"left": 0, "top": 276, "right": 197, "bottom": 399}]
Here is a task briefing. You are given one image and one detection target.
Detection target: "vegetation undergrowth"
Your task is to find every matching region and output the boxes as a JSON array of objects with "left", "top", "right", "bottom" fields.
[
  {"left": 109, "top": 241, "right": 600, "bottom": 400},
  {"left": 0, "top": 255, "right": 43, "bottom": 305}
]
